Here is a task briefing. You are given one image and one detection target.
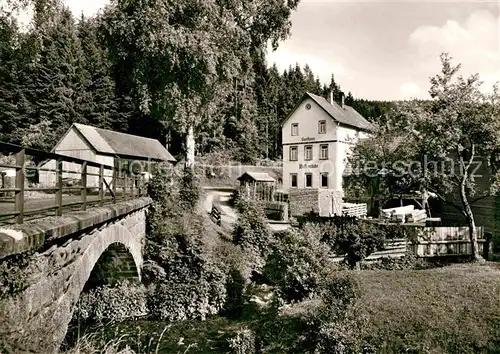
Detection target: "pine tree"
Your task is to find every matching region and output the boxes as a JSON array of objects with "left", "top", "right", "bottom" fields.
[
  {"left": 77, "top": 15, "right": 131, "bottom": 131},
  {"left": 26, "top": 5, "right": 88, "bottom": 149},
  {"left": 0, "top": 14, "right": 32, "bottom": 143},
  {"left": 345, "top": 91, "right": 354, "bottom": 106}
]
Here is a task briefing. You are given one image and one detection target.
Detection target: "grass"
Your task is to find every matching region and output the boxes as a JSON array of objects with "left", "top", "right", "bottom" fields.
[
  {"left": 357, "top": 263, "right": 500, "bottom": 353},
  {"left": 64, "top": 317, "right": 248, "bottom": 354}
]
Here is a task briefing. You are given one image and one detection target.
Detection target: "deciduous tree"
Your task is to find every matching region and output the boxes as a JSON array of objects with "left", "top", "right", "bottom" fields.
[
  {"left": 348, "top": 53, "right": 500, "bottom": 261},
  {"left": 102, "top": 0, "right": 300, "bottom": 168}
]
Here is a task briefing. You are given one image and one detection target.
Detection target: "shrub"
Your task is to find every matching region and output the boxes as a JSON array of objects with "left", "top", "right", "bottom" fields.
[
  {"left": 232, "top": 198, "right": 273, "bottom": 271},
  {"left": 143, "top": 212, "right": 229, "bottom": 321},
  {"left": 297, "top": 272, "right": 368, "bottom": 354},
  {"left": 377, "top": 223, "right": 409, "bottom": 240},
  {"left": 229, "top": 188, "right": 241, "bottom": 206},
  {"left": 222, "top": 268, "right": 247, "bottom": 318},
  {"left": 145, "top": 166, "right": 229, "bottom": 321},
  {"left": 263, "top": 224, "right": 331, "bottom": 302},
  {"left": 147, "top": 262, "right": 227, "bottom": 321},
  {"left": 334, "top": 221, "right": 385, "bottom": 268},
  {"left": 361, "top": 254, "right": 431, "bottom": 271},
  {"left": 227, "top": 328, "right": 256, "bottom": 354},
  {"left": 179, "top": 167, "right": 200, "bottom": 210},
  {"left": 74, "top": 280, "right": 148, "bottom": 324}
]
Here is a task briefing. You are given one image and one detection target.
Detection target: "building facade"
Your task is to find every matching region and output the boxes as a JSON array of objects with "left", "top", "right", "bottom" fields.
[{"left": 282, "top": 92, "right": 371, "bottom": 196}]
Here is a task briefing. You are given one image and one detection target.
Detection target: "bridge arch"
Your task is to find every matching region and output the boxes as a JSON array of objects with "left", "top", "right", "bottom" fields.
[
  {"left": 0, "top": 209, "right": 146, "bottom": 353},
  {"left": 57, "top": 221, "right": 144, "bottom": 348}
]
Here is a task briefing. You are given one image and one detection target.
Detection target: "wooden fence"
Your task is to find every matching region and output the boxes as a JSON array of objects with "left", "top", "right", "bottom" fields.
[
  {"left": 408, "top": 226, "right": 488, "bottom": 257},
  {"left": 342, "top": 203, "right": 368, "bottom": 218},
  {"left": 0, "top": 141, "right": 147, "bottom": 224},
  {"left": 294, "top": 214, "right": 490, "bottom": 259}
]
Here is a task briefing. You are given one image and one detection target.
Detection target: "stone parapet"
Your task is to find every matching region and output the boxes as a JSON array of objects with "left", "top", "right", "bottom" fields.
[{"left": 0, "top": 197, "right": 152, "bottom": 260}]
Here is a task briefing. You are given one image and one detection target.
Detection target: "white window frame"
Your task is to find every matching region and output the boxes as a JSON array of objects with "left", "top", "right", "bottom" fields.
[
  {"left": 289, "top": 146, "right": 298, "bottom": 161},
  {"left": 318, "top": 120, "right": 327, "bottom": 134},
  {"left": 290, "top": 173, "right": 298, "bottom": 188},
  {"left": 291, "top": 123, "right": 299, "bottom": 136},
  {"left": 320, "top": 144, "right": 329, "bottom": 160},
  {"left": 304, "top": 145, "right": 313, "bottom": 161}
]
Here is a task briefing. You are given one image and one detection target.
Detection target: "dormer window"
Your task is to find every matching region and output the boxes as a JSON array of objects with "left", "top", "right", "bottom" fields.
[
  {"left": 291, "top": 123, "right": 299, "bottom": 136},
  {"left": 318, "top": 120, "right": 326, "bottom": 134}
]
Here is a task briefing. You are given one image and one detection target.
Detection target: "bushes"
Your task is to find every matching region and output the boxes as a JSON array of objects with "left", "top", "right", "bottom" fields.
[
  {"left": 147, "top": 262, "right": 227, "bottom": 321},
  {"left": 145, "top": 165, "right": 248, "bottom": 322},
  {"left": 179, "top": 167, "right": 200, "bottom": 210},
  {"left": 227, "top": 328, "right": 256, "bottom": 354},
  {"left": 143, "top": 210, "right": 229, "bottom": 321},
  {"left": 222, "top": 268, "right": 247, "bottom": 318},
  {"left": 232, "top": 198, "right": 273, "bottom": 271},
  {"left": 74, "top": 280, "right": 148, "bottom": 324},
  {"left": 251, "top": 271, "right": 367, "bottom": 354},
  {"left": 297, "top": 272, "right": 368, "bottom": 354},
  {"left": 335, "top": 222, "right": 385, "bottom": 267},
  {"left": 361, "top": 254, "right": 431, "bottom": 271},
  {"left": 318, "top": 220, "right": 386, "bottom": 268},
  {"left": 263, "top": 224, "right": 331, "bottom": 302}
]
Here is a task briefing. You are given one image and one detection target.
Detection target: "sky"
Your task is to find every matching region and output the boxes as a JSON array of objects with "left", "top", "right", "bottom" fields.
[
  {"left": 8, "top": 0, "right": 500, "bottom": 101},
  {"left": 267, "top": 0, "right": 500, "bottom": 100}
]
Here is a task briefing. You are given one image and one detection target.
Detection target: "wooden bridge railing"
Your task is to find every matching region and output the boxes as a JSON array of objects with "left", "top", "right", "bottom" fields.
[{"left": 0, "top": 141, "right": 149, "bottom": 224}]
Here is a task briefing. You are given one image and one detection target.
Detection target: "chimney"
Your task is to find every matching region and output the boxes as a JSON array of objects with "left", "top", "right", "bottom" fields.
[
  {"left": 329, "top": 90, "right": 334, "bottom": 105},
  {"left": 340, "top": 91, "right": 345, "bottom": 108}
]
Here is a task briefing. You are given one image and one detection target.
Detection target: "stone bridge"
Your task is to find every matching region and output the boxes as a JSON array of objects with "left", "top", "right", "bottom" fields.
[{"left": 0, "top": 197, "right": 151, "bottom": 353}]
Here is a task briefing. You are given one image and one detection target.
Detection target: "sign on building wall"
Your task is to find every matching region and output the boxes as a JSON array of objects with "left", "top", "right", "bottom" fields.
[{"left": 299, "top": 163, "right": 319, "bottom": 169}]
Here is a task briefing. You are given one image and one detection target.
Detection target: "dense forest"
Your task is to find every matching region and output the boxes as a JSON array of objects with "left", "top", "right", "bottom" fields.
[{"left": 0, "top": 0, "right": 392, "bottom": 163}]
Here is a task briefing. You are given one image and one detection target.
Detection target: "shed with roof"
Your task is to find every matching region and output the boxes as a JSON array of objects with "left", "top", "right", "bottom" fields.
[
  {"left": 38, "top": 123, "right": 175, "bottom": 187},
  {"left": 237, "top": 171, "right": 276, "bottom": 185}
]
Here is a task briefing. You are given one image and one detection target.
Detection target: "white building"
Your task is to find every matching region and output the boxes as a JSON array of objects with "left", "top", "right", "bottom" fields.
[
  {"left": 282, "top": 92, "right": 372, "bottom": 196},
  {"left": 39, "top": 123, "right": 176, "bottom": 187}
]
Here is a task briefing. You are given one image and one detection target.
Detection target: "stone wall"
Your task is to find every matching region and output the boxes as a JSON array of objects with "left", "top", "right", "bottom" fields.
[
  {"left": 289, "top": 189, "right": 344, "bottom": 217},
  {"left": 288, "top": 189, "right": 320, "bottom": 217},
  {"left": 263, "top": 201, "right": 289, "bottom": 221},
  {"left": 0, "top": 204, "right": 148, "bottom": 353}
]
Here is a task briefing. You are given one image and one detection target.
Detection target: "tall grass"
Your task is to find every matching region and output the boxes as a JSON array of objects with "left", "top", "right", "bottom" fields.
[{"left": 62, "top": 325, "right": 169, "bottom": 354}]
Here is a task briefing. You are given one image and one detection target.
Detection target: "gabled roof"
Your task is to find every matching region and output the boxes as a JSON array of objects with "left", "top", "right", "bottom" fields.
[
  {"left": 237, "top": 171, "right": 276, "bottom": 183},
  {"left": 68, "top": 123, "right": 176, "bottom": 162},
  {"left": 283, "top": 92, "right": 373, "bottom": 132}
]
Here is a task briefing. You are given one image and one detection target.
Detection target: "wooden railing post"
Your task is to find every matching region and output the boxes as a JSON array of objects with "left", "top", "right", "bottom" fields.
[
  {"left": 99, "top": 164, "right": 104, "bottom": 206},
  {"left": 137, "top": 174, "right": 142, "bottom": 196},
  {"left": 81, "top": 161, "right": 87, "bottom": 211},
  {"left": 130, "top": 173, "right": 134, "bottom": 199},
  {"left": 56, "top": 159, "right": 63, "bottom": 216},
  {"left": 15, "top": 149, "right": 25, "bottom": 223},
  {"left": 123, "top": 171, "right": 128, "bottom": 201},
  {"left": 112, "top": 167, "right": 117, "bottom": 203},
  {"left": 134, "top": 173, "right": 138, "bottom": 198}
]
